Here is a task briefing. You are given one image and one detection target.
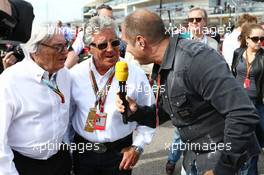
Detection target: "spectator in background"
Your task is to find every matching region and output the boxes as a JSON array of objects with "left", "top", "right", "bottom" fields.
[
  {"left": 222, "top": 14, "right": 257, "bottom": 67},
  {"left": 231, "top": 23, "right": 264, "bottom": 175},
  {"left": 0, "top": 26, "right": 72, "bottom": 175},
  {"left": 62, "top": 20, "right": 81, "bottom": 69},
  {"left": 64, "top": 23, "right": 74, "bottom": 44},
  {"left": 65, "top": 27, "right": 83, "bottom": 68},
  {"left": 96, "top": 4, "right": 113, "bottom": 19},
  {"left": 56, "top": 20, "right": 63, "bottom": 34},
  {"left": 71, "top": 27, "right": 85, "bottom": 57},
  {"left": 187, "top": 7, "right": 218, "bottom": 51},
  {"left": 56, "top": 20, "right": 74, "bottom": 43}
]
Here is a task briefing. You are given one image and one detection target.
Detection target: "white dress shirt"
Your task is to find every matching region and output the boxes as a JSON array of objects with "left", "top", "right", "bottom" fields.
[
  {"left": 0, "top": 57, "right": 71, "bottom": 175},
  {"left": 70, "top": 58, "right": 156, "bottom": 148}
]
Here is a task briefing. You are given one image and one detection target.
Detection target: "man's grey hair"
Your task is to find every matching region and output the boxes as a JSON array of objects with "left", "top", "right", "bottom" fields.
[
  {"left": 84, "top": 16, "right": 118, "bottom": 45},
  {"left": 23, "top": 25, "right": 61, "bottom": 53}
]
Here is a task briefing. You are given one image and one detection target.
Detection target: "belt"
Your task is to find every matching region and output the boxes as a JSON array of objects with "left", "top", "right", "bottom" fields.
[{"left": 74, "top": 133, "right": 133, "bottom": 154}]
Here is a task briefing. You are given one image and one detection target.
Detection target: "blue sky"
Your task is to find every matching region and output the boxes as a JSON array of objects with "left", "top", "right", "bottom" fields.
[{"left": 25, "top": 0, "right": 92, "bottom": 24}]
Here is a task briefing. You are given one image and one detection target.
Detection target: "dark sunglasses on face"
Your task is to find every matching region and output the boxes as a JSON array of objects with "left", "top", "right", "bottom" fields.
[
  {"left": 90, "top": 39, "right": 120, "bottom": 50},
  {"left": 187, "top": 17, "right": 203, "bottom": 23},
  {"left": 40, "top": 42, "right": 70, "bottom": 53},
  {"left": 248, "top": 36, "right": 264, "bottom": 43}
]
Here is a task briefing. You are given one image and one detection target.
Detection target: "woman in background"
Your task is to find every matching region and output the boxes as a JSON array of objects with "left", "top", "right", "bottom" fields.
[{"left": 232, "top": 23, "right": 264, "bottom": 175}]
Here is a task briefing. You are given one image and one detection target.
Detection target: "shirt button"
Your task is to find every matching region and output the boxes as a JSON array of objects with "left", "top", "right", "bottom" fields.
[
  {"left": 165, "top": 95, "right": 168, "bottom": 99},
  {"left": 176, "top": 102, "right": 179, "bottom": 106},
  {"left": 170, "top": 114, "right": 174, "bottom": 117}
]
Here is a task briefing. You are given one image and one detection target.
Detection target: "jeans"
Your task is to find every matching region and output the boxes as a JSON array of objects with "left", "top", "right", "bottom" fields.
[
  {"left": 183, "top": 150, "right": 254, "bottom": 175},
  {"left": 168, "top": 128, "right": 183, "bottom": 164},
  {"left": 255, "top": 103, "right": 264, "bottom": 147},
  {"left": 244, "top": 103, "right": 264, "bottom": 175},
  {"left": 245, "top": 156, "right": 259, "bottom": 175},
  {"left": 168, "top": 128, "right": 187, "bottom": 175}
]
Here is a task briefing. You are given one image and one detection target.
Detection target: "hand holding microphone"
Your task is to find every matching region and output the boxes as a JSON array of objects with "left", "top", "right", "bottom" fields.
[{"left": 115, "top": 61, "right": 129, "bottom": 124}]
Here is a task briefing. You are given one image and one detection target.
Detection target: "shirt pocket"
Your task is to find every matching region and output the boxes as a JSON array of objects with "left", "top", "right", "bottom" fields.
[{"left": 170, "top": 93, "right": 194, "bottom": 120}]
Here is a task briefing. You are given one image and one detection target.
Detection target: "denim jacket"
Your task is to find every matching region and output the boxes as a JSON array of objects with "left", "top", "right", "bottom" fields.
[{"left": 131, "top": 35, "right": 260, "bottom": 175}]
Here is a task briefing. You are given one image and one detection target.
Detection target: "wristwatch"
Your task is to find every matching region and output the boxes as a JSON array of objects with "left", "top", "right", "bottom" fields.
[{"left": 132, "top": 145, "right": 144, "bottom": 155}]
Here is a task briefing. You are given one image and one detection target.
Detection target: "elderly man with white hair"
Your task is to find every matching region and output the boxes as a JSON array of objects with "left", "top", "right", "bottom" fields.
[
  {"left": 70, "top": 16, "right": 155, "bottom": 175},
  {"left": 0, "top": 26, "right": 72, "bottom": 175}
]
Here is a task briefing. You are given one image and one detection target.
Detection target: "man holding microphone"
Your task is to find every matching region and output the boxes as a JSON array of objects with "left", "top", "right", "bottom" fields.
[{"left": 116, "top": 9, "right": 260, "bottom": 175}]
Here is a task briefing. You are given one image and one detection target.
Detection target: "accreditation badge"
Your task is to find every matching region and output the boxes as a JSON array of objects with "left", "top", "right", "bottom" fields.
[
  {"left": 243, "top": 78, "right": 250, "bottom": 89},
  {"left": 94, "top": 112, "right": 107, "bottom": 130},
  {"left": 84, "top": 107, "right": 97, "bottom": 132}
]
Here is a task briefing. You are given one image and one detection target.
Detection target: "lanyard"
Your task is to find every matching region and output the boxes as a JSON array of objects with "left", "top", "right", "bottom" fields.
[
  {"left": 245, "top": 50, "right": 254, "bottom": 79},
  {"left": 155, "top": 74, "right": 161, "bottom": 127},
  {"left": 89, "top": 68, "right": 115, "bottom": 113},
  {"left": 42, "top": 78, "right": 65, "bottom": 103}
]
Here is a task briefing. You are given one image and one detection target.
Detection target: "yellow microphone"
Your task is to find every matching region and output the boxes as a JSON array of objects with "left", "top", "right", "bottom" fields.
[{"left": 115, "top": 61, "right": 129, "bottom": 124}]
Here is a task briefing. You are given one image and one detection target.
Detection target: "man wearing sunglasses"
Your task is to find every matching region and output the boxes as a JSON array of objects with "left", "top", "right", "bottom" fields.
[
  {"left": 117, "top": 9, "right": 260, "bottom": 175},
  {"left": 69, "top": 16, "right": 155, "bottom": 175},
  {"left": 0, "top": 26, "right": 72, "bottom": 175},
  {"left": 187, "top": 7, "right": 218, "bottom": 51}
]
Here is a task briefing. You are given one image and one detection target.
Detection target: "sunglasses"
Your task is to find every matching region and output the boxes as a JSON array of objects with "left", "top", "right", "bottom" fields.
[
  {"left": 248, "top": 36, "right": 264, "bottom": 43},
  {"left": 90, "top": 39, "right": 120, "bottom": 50},
  {"left": 187, "top": 18, "right": 203, "bottom": 23},
  {"left": 40, "top": 42, "right": 70, "bottom": 53}
]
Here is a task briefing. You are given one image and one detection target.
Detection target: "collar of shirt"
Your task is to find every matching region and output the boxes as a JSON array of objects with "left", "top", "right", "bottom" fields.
[
  {"left": 191, "top": 34, "right": 207, "bottom": 44},
  {"left": 25, "top": 57, "right": 47, "bottom": 83},
  {"left": 156, "top": 36, "right": 179, "bottom": 74},
  {"left": 42, "top": 71, "right": 58, "bottom": 87},
  {"left": 26, "top": 57, "right": 59, "bottom": 84}
]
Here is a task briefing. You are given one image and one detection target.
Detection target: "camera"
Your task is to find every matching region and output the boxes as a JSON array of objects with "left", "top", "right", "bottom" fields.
[
  {"left": 0, "top": 0, "right": 34, "bottom": 42},
  {"left": 0, "top": 40, "right": 25, "bottom": 61},
  {"left": 0, "top": 0, "right": 34, "bottom": 72}
]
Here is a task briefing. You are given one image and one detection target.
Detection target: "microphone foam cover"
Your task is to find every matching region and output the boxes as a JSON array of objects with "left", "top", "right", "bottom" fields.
[{"left": 115, "top": 61, "right": 128, "bottom": 81}]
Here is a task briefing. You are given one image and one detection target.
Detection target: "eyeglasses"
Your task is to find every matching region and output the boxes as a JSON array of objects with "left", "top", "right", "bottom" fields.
[
  {"left": 187, "top": 18, "right": 203, "bottom": 23},
  {"left": 90, "top": 39, "right": 120, "bottom": 50},
  {"left": 40, "top": 42, "right": 70, "bottom": 53},
  {"left": 248, "top": 36, "right": 264, "bottom": 43}
]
